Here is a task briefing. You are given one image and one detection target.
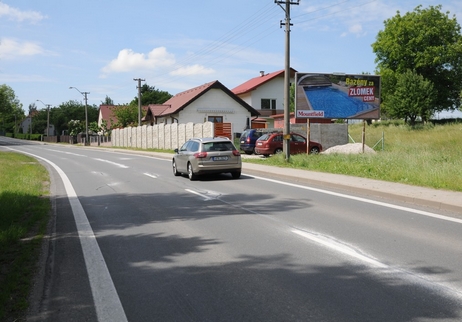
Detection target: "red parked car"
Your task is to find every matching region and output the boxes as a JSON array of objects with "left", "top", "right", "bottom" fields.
[{"left": 255, "top": 132, "right": 322, "bottom": 157}]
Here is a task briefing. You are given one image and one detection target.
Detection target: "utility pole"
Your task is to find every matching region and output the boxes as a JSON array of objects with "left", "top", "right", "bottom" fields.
[
  {"left": 276, "top": 0, "right": 299, "bottom": 161},
  {"left": 69, "top": 87, "right": 90, "bottom": 145},
  {"left": 134, "top": 78, "right": 145, "bottom": 126}
]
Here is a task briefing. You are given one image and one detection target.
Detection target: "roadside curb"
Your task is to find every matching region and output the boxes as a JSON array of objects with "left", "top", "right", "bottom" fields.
[{"left": 241, "top": 162, "right": 462, "bottom": 215}]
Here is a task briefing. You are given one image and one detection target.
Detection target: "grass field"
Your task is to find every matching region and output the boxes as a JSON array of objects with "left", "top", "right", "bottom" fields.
[
  {"left": 243, "top": 122, "right": 462, "bottom": 192},
  {"left": 0, "top": 152, "right": 50, "bottom": 321}
]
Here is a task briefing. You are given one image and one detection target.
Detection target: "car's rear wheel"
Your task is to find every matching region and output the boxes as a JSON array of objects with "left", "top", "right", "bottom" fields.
[
  {"left": 244, "top": 151, "right": 253, "bottom": 155},
  {"left": 172, "top": 160, "right": 180, "bottom": 176},
  {"left": 309, "top": 146, "right": 320, "bottom": 154},
  {"left": 187, "top": 162, "right": 197, "bottom": 181},
  {"left": 231, "top": 171, "right": 241, "bottom": 179},
  {"left": 274, "top": 148, "right": 283, "bottom": 154}
]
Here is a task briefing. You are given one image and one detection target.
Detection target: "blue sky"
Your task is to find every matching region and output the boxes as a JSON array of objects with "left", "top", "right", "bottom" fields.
[{"left": 1, "top": 0, "right": 462, "bottom": 114}]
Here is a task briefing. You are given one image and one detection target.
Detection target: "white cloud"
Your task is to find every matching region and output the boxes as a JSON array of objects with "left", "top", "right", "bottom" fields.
[
  {"left": 101, "top": 47, "right": 216, "bottom": 79},
  {"left": 101, "top": 47, "right": 176, "bottom": 74},
  {"left": 0, "top": 38, "right": 47, "bottom": 59},
  {"left": 170, "top": 64, "right": 214, "bottom": 76},
  {"left": 0, "top": 3, "right": 46, "bottom": 23},
  {"left": 0, "top": 73, "right": 52, "bottom": 83},
  {"left": 341, "top": 23, "right": 364, "bottom": 37},
  {"left": 297, "top": 1, "right": 396, "bottom": 36}
]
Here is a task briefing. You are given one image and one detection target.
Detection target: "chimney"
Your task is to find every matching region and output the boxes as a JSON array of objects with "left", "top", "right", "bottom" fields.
[{"left": 260, "top": 71, "right": 265, "bottom": 77}]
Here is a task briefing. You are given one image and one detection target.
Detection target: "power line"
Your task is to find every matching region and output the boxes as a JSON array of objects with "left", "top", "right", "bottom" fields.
[
  {"left": 156, "top": 1, "right": 367, "bottom": 87},
  {"left": 152, "top": 3, "right": 281, "bottom": 84},
  {"left": 292, "top": 0, "right": 378, "bottom": 24}
]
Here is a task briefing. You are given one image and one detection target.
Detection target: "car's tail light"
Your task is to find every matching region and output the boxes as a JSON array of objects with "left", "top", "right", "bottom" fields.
[
  {"left": 246, "top": 137, "right": 251, "bottom": 143},
  {"left": 232, "top": 150, "right": 241, "bottom": 156},
  {"left": 194, "top": 152, "right": 207, "bottom": 158}
]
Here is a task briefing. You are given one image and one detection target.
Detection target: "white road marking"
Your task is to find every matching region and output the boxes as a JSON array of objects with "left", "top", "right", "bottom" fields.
[
  {"left": 185, "top": 189, "right": 213, "bottom": 201},
  {"left": 8, "top": 148, "right": 128, "bottom": 322},
  {"left": 248, "top": 174, "right": 462, "bottom": 224},
  {"left": 143, "top": 173, "right": 158, "bottom": 179},
  {"left": 93, "top": 158, "right": 129, "bottom": 168},
  {"left": 292, "top": 228, "right": 388, "bottom": 268},
  {"left": 48, "top": 149, "right": 87, "bottom": 157}
]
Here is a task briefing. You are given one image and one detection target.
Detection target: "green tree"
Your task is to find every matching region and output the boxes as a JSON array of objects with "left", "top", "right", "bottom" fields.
[
  {"left": 0, "top": 85, "right": 24, "bottom": 133},
  {"left": 89, "top": 119, "right": 111, "bottom": 136},
  {"left": 89, "top": 121, "right": 100, "bottom": 134},
  {"left": 102, "top": 95, "right": 114, "bottom": 105},
  {"left": 50, "top": 100, "right": 98, "bottom": 135},
  {"left": 111, "top": 105, "right": 138, "bottom": 128},
  {"left": 0, "top": 85, "right": 22, "bottom": 116},
  {"left": 68, "top": 120, "right": 84, "bottom": 136},
  {"left": 130, "top": 84, "right": 172, "bottom": 106},
  {"left": 372, "top": 5, "right": 462, "bottom": 114},
  {"left": 31, "top": 108, "right": 48, "bottom": 135},
  {"left": 387, "top": 70, "right": 436, "bottom": 125},
  {"left": 290, "top": 84, "right": 295, "bottom": 112}
]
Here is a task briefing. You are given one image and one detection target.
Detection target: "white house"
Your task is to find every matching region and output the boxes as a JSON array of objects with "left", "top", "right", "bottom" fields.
[
  {"left": 231, "top": 68, "right": 297, "bottom": 120},
  {"left": 143, "top": 80, "right": 260, "bottom": 135}
]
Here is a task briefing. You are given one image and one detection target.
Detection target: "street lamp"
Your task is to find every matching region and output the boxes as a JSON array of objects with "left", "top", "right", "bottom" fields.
[
  {"left": 36, "top": 100, "right": 51, "bottom": 136},
  {"left": 69, "top": 87, "right": 90, "bottom": 145}
]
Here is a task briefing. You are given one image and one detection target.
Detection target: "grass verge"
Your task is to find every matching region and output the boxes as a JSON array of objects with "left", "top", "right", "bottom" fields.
[
  {"left": 0, "top": 151, "right": 50, "bottom": 321},
  {"left": 243, "top": 123, "right": 462, "bottom": 192}
]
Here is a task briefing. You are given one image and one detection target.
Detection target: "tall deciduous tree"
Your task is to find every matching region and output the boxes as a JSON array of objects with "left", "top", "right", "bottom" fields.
[
  {"left": 111, "top": 105, "right": 138, "bottom": 128},
  {"left": 0, "top": 84, "right": 24, "bottom": 132},
  {"left": 130, "top": 84, "right": 172, "bottom": 106},
  {"left": 51, "top": 100, "right": 98, "bottom": 135},
  {"left": 102, "top": 95, "right": 114, "bottom": 105},
  {"left": 372, "top": 5, "right": 462, "bottom": 115},
  {"left": 387, "top": 70, "right": 436, "bottom": 125},
  {"left": 0, "top": 85, "right": 22, "bottom": 115}
]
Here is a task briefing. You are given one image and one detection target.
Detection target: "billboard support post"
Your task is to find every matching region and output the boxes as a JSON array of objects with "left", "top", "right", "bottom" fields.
[
  {"left": 306, "top": 118, "right": 311, "bottom": 154},
  {"left": 362, "top": 120, "right": 366, "bottom": 153}
]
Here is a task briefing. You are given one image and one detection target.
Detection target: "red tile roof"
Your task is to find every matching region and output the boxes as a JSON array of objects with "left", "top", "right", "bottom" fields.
[
  {"left": 99, "top": 105, "right": 117, "bottom": 128},
  {"left": 146, "top": 80, "right": 259, "bottom": 119},
  {"left": 159, "top": 81, "right": 217, "bottom": 116},
  {"left": 231, "top": 68, "right": 297, "bottom": 95},
  {"left": 99, "top": 105, "right": 149, "bottom": 128}
]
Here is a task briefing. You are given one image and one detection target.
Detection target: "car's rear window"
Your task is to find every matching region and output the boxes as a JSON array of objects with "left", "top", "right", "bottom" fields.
[
  {"left": 258, "top": 134, "right": 271, "bottom": 141},
  {"left": 203, "top": 141, "right": 235, "bottom": 152}
]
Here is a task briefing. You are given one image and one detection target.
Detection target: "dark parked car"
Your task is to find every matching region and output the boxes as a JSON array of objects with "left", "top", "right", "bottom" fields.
[
  {"left": 172, "top": 137, "right": 242, "bottom": 180},
  {"left": 239, "top": 129, "right": 263, "bottom": 155},
  {"left": 255, "top": 132, "right": 322, "bottom": 157}
]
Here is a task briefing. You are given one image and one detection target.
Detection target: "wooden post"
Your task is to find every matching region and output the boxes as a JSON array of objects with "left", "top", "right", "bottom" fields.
[
  {"left": 362, "top": 120, "right": 366, "bottom": 153},
  {"left": 307, "top": 118, "right": 311, "bottom": 154}
]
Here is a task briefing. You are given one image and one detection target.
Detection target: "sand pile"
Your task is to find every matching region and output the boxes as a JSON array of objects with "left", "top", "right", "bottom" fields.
[{"left": 322, "top": 143, "right": 376, "bottom": 154}]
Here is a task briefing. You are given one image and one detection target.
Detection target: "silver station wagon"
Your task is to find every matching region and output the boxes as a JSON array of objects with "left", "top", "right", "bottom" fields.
[{"left": 172, "top": 137, "right": 242, "bottom": 180}]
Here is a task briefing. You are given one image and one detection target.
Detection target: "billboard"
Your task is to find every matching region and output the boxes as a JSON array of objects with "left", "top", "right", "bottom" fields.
[{"left": 295, "top": 73, "right": 381, "bottom": 119}]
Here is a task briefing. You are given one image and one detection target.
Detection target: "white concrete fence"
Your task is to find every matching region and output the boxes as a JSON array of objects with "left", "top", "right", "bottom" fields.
[
  {"left": 111, "top": 121, "right": 348, "bottom": 152},
  {"left": 111, "top": 122, "right": 215, "bottom": 150}
]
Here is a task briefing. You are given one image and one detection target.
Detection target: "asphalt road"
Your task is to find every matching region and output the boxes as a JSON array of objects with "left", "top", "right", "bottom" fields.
[{"left": 1, "top": 137, "right": 462, "bottom": 322}]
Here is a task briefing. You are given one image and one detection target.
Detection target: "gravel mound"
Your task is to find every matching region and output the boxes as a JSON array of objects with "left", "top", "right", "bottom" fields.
[{"left": 322, "top": 143, "right": 376, "bottom": 154}]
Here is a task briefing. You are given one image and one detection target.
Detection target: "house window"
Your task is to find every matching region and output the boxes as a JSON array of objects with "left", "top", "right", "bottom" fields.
[
  {"left": 208, "top": 116, "right": 223, "bottom": 123},
  {"left": 261, "top": 99, "right": 276, "bottom": 110}
]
